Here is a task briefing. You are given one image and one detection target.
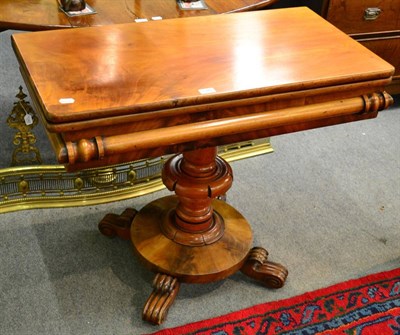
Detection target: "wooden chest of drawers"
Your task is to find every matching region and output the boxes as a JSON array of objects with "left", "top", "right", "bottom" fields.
[{"left": 323, "top": 0, "right": 400, "bottom": 94}]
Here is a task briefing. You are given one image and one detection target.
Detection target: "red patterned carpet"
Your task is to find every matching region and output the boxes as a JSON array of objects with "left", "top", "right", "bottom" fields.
[{"left": 147, "top": 267, "right": 400, "bottom": 335}]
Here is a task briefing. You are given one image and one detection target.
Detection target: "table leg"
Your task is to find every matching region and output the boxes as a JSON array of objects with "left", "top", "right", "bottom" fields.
[
  {"left": 241, "top": 247, "right": 288, "bottom": 288},
  {"left": 142, "top": 273, "right": 180, "bottom": 325},
  {"left": 98, "top": 208, "right": 137, "bottom": 240}
]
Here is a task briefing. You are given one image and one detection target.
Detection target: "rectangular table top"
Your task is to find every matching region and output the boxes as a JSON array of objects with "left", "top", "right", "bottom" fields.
[{"left": 12, "top": 7, "right": 394, "bottom": 170}]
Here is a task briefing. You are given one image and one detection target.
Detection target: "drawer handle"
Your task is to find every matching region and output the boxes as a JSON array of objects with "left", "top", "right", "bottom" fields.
[{"left": 364, "top": 7, "right": 382, "bottom": 20}]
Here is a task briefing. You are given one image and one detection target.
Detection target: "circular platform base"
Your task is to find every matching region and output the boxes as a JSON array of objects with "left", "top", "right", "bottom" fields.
[{"left": 130, "top": 195, "right": 253, "bottom": 283}]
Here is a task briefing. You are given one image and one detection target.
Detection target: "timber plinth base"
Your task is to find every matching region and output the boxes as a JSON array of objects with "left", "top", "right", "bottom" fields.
[
  {"left": 131, "top": 195, "right": 253, "bottom": 283},
  {"left": 98, "top": 195, "right": 288, "bottom": 325},
  {"left": 98, "top": 148, "right": 288, "bottom": 325}
]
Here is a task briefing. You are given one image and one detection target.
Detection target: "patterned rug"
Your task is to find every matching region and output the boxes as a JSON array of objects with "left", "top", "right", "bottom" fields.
[{"left": 147, "top": 267, "right": 400, "bottom": 335}]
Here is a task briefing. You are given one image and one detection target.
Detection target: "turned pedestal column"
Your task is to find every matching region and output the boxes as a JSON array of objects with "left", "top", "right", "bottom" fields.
[{"left": 99, "top": 147, "right": 288, "bottom": 324}]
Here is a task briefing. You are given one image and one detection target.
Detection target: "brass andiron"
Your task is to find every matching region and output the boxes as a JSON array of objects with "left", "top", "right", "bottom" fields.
[
  {"left": 7, "top": 86, "right": 42, "bottom": 166},
  {"left": 60, "top": 0, "right": 86, "bottom": 12}
]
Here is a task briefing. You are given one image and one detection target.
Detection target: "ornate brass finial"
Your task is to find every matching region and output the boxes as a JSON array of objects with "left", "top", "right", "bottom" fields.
[{"left": 7, "top": 86, "right": 42, "bottom": 166}]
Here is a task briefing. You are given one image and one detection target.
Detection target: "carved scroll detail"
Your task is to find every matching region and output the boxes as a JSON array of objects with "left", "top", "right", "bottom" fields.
[
  {"left": 143, "top": 274, "right": 180, "bottom": 325},
  {"left": 98, "top": 208, "right": 137, "bottom": 240},
  {"left": 241, "top": 247, "right": 288, "bottom": 289}
]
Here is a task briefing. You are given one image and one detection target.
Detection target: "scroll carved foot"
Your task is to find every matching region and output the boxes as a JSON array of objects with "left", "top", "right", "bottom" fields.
[
  {"left": 98, "top": 208, "right": 137, "bottom": 240},
  {"left": 143, "top": 273, "right": 180, "bottom": 325},
  {"left": 241, "top": 247, "right": 288, "bottom": 289}
]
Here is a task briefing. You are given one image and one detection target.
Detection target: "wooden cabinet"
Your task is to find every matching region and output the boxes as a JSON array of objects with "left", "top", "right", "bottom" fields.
[
  {"left": 269, "top": 0, "right": 400, "bottom": 93},
  {"left": 322, "top": 0, "right": 400, "bottom": 94},
  {"left": 323, "top": 0, "right": 399, "bottom": 34}
]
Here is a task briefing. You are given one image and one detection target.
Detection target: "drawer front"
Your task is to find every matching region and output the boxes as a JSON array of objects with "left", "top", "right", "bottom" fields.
[
  {"left": 326, "top": 0, "right": 400, "bottom": 34},
  {"left": 358, "top": 36, "right": 400, "bottom": 77}
]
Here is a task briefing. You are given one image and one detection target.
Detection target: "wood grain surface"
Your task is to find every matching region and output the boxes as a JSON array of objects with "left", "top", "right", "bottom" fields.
[
  {"left": 0, "top": 0, "right": 279, "bottom": 31},
  {"left": 12, "top": 7, "right": 394, "bottom": 169},
  {"left": 12, "top": 8, "right": 393, "bottom": 123}
]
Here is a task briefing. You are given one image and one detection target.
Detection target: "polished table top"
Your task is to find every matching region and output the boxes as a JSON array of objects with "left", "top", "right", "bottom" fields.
[
  {"left": 0, "top": 0, "right": 278, "bottom": 31},
  {"left": 12, "top": 7, "right": 394, "bottom": 171}
]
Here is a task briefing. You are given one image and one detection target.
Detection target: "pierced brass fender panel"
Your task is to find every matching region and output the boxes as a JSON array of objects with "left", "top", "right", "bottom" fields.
[{"left": 0, "top": 139, "right": 273, "bottom": 213}]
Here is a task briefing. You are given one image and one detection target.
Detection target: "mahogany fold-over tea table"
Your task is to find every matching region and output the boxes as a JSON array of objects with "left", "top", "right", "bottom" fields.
[{"left": 12, "top": 8, "right": 393, "bottom": 325}]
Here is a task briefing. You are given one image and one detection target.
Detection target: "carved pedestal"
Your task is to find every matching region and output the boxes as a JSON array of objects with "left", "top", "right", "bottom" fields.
[{"left": 99, "top": 147, "right": 288, "bottom": 324}]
